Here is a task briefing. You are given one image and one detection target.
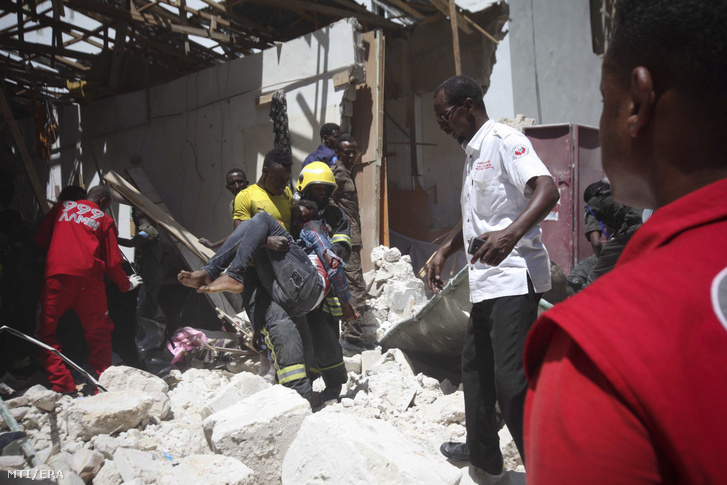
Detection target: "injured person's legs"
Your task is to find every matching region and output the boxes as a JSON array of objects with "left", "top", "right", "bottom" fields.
[
  {"left": 197, "top": 274, "right": 244, "bottom": 293},
  {"left": 177, "top": 269, "right": 211, "bottom": 289}
]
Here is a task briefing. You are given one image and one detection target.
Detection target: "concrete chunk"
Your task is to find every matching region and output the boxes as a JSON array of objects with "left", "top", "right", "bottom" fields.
[
  {"left": 93, "top": 461, "right": 122, "bottom": 485},
  {"left": 203, "top": 385, "right": 311, "bottom": 485},
  {"left": 71, "top": 449, "right": 105, "bottom": 483},
  {"left": 113, "top": 448, "right": 174, "bottom": 483},
  {"left": 360, "top": 349, "right": 381, "bottom": 375},
  {"left": 63, "top": 391, "right": 155, "bottom": 441},
  {"left": 100, "top": 366, "right": 170, "bottom": 420},
  {"left": 282, "top": 413, "right": 461, "bottom": 485},
  {"left": 201, "top": 373, "right": 270, "bottom": 419},
  {"left": 158, "top": 454, "right": 254, "bottom": 485}
]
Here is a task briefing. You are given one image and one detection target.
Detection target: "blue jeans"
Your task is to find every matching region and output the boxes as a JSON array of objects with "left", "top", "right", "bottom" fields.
[{"left": 204, "top": 212, "right": 322, "bottom": 317}]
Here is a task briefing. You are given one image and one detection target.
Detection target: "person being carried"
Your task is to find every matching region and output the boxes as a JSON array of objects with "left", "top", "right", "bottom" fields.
[
  {"left": 302, "top": 123, "right": 341, "bottom": 168},
  {"left": 34, "top": 185, "right": 141, "bottom": 393},
  {"left": 177, "top": 205, "right": 359, "bottom": 323}
]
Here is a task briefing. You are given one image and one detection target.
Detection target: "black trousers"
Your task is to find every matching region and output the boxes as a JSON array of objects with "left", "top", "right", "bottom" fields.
[{"left": 462, "top": 277, "right": 541, "bottom": 472}]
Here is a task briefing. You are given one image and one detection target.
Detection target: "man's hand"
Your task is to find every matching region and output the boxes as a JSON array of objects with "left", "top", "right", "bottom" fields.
[
  {"left": 265, "top": 236, "right": 289, "bottom": 252},
  {"left": 198, "top": 238, "right": 214, "bottom": 249},
  {"left": 341, "top": 301, "right": 360, "bottom": 323},
  {"left": 252, "top": 331, "right": 262, "bottom": 352},
  {"left": 128, "top": 275, "right": 143, "bottom": 291},
  {"left": 471, "top": 228, "right": 517, "bottom": 266},
  {"left": 427, "top": 250, "right": 448, "bottom": 293}
]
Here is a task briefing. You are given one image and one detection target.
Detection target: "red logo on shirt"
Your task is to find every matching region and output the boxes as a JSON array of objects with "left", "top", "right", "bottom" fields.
[
  {"left": 475, "top": 160, "right": 494, "bottom": 170},
  {"left": 514, "top": 146, "right": 527, "bottom": 157}
]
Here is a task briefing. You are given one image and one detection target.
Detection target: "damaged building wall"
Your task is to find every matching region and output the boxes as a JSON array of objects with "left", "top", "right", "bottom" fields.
[
  {"left": 68, "top": 19, "right": 364, "bottom": 241},
  {"left": 384, "top": 3, "right": 509, "bottom": 241},
  {"left": 507, "top": 0, "right": 603, "bottom": 126}
]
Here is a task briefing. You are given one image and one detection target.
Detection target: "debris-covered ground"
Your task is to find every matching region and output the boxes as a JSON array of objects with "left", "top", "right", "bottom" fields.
[{"left": 0, "top": 247, "right": 525, "bottom": 484}]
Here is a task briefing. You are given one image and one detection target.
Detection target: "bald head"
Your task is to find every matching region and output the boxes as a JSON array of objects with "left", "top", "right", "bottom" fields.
[{"left": 87, "top": 185, "right": 112, "bottom": 211}]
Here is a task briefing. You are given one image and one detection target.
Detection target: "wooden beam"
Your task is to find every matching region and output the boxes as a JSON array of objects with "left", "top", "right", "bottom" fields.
[
  {"left": 65, "top": 0, "right": 231, "bottom": 43},
  {"left": 448, "top": 0, "right": 461, "bottom": 75},
  {"left": 427, "top": 0, "right": 472, "bottom": 34},
  {"left": 241, "top": 0, "right": 401, "bottom": 30},
  {"left": 381, "top": 0, "right": 425, "bottom": 19},
  {"left": 0, "top": 37, "right": 97, "bottom": 61},
  {"left": 460, "top": 12, "right": 499, "bottom": 45},
  {"left": 0, "top": 87, "right": 50, "bottom": 214}
]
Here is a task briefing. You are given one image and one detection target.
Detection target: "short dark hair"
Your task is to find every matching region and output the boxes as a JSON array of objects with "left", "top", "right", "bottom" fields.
[
  {"left": 58, "top": 185, "right": 87, "bottom": 202},
  {"left": 335, "top": 134, "right": 356, "bottom": 150},
  {"left": 434, "top": 75, "right": 486, "bottom": 110},
  {"left": 607, "top": 0, "right": 727, "bottom": 117},
  {"left": 226, "top": 168, "right": 247, "bottom": 178},
  {"left": 294, "top": 199, "right": 319, "bottom": 218},
  {"left": 584, "top": 181, "right": 609, "bottom": 203},
  {"left": 320, "top": 123, "right": 341, "bottom": 139},
  {"left": 263, "top": 147, "right": 293, "bottom": 170}
]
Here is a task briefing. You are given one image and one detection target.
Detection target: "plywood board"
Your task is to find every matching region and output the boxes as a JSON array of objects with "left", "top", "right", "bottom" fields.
[{"left": 105, "top": 169, "right": 240, "bottom": 315}]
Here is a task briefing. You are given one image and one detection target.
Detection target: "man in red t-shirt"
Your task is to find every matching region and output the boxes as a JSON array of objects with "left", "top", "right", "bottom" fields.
[
  {"left": 523, "top": 1, "right": 727, "bottom": 483},
  {"left": 35, "top": 185, "right": 139, "bottom": 392}
]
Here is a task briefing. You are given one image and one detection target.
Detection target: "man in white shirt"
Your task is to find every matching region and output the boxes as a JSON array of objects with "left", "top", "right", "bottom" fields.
[{"left": 427, "top": 75, "right": 559, "bottom": 476}]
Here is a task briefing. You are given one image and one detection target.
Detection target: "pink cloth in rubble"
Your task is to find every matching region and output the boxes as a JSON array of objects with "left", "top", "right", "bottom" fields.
[{"left": 167, "top": 327, "right": 209, "bottom": 365}]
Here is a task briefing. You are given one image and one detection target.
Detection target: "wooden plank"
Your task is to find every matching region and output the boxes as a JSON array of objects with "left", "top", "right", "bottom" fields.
[
  {"left": 120, "top": 168, "right": 241, "bottom": 316},
  {"left": 332, "top": 67, "right": 353, "bottom": 88},
  {"left": 448, "top": 0, "right": 461, "bottom": 75},
  {"left": 243, "top": 0, "right": 401, "bottom": 30},
  {"left": 105, "top": 170, "right": 214, "bottom": 262},
  {"left": 0, "top": 37, "right": 97, "bottom": 61},
  {"left": 460, "top": 12, "right": 499, "bottom": 45},
  {"left": 0, "top": 88, "right": 50, "bottom": 214},
  {"left": 427, "top": 0, "right": 472, "bottom": 34},
  {"left": 381, "top": 0, "right": 425, "bottom": 19}
]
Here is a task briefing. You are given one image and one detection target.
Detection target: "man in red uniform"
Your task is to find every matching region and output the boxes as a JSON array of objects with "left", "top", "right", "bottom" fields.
[
  {"left": 523, "top": 1, "right": 727, "bottom": 483},
  {"left": 35, "top": 185, "right": 139, "bottom": 393}
]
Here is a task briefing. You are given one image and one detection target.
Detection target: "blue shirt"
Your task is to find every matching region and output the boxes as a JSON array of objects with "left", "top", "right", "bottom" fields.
[{"left": 302, "top": 145, "right": 337, "bottom": 168}]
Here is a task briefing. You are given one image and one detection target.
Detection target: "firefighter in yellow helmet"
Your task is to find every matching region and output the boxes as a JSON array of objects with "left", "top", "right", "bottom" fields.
[{"left": 296, "top": 162, "right": 366, "bottom": 401}]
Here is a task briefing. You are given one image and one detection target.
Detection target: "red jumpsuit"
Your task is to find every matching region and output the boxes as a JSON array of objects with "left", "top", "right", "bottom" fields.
[{"left": 35, "top": 200, "right": 130, "bottom": 392}]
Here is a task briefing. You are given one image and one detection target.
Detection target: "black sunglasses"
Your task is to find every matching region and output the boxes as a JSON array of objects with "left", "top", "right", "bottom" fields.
[{"left": 437, "top": 101, "right": 464, "bottom": 127}]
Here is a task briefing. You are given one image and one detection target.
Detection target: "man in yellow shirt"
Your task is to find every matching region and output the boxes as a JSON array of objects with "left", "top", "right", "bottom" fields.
[{"left": 229, "top": 148, "right": 312, "bottom": 398}]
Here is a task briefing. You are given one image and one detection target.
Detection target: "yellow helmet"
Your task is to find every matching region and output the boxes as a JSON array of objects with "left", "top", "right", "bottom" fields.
[{"left": 297, "top": 161, "right": 337, "bottom": 195}]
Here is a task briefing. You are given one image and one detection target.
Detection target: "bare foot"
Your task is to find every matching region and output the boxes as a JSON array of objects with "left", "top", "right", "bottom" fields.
[
  {"left": 178, "top": 270, "right": 211, "bottom": 289},
  {"left": 197, "top": 274, "right": 245, "bottom": 294}
]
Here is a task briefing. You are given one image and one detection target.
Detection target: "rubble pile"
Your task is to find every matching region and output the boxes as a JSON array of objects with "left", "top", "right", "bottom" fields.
[
  {"left": 363, "top": 246, "right": 428, "bottom": 340},
  {"left": 0, "top": 246, "right": 524, "bottom": 484},
  {"left": 0, "top": 354, "right": 523, "bottom": 484}
]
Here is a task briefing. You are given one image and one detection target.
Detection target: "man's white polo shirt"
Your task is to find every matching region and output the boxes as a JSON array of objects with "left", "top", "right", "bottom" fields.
[{"left": 461, "top": 120, "right": 552, "bottom": 303}]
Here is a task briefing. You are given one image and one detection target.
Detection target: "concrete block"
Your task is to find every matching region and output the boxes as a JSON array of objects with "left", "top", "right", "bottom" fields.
[
  {"left": 100, "top": 365, "right": 170, "bottom": 420},
  {"left": 93, "top": 461, "right": 122, "bottom": 485},
  {"left": 370, "top": 348, "right": 414, "bottom": 377},
  {"left": 360, "top": 349, "right": 381, "bottom": 375},
  {"left": 201, "top": 373, "right": 270, "bottom": 419},
  {"left": 282, "top": 413, "right": 460, "bottom": 485},
  {"left": 203, "top": 385, "right": 311, "bottom": 485},
  {"left": 63, "top": 391, "right": 155, "bottom": 441},
  {"left": 31, "top": 390, "right": 61, "bottom": 413},
  {"left": 158, "top": 455, "right": 254, "bottom": 485},
  {"left": 71, "top": 449, "right": 105, "bottom": 483},
  {"left": 113, "top": 448, "right": 173, "bottom": 483},
  {"left": 343, "top": 355, "right": 362, "bottom": 374}
]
